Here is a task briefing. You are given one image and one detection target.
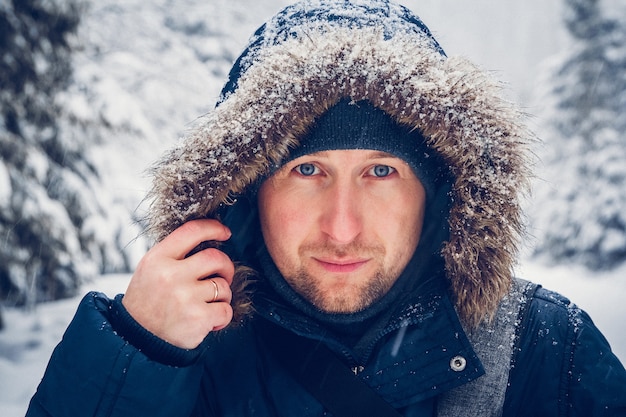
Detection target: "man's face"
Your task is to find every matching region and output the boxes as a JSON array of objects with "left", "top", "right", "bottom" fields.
[{"left": 258, "top": 149, "right": 426, "bottom": 313}]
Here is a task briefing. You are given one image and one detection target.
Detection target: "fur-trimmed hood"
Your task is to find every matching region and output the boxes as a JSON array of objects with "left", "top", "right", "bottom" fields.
[{"left": 146, "top": 0, "right": 532, "bottom": 328}]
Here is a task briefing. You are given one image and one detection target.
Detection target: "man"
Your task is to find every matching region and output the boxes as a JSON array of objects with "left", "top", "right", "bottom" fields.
[{"left": 27, "top": 1, "right": 626, "bottom": 416}]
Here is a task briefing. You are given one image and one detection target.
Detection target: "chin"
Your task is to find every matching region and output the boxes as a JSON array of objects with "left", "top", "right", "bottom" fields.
[{"left": 315, "top": 295, "right": 372, "bottom": 314}]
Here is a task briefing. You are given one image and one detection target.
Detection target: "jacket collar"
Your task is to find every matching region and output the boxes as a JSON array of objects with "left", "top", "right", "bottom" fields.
[{"left": 254, "top": 276, "right": 485, "bottom": 408}]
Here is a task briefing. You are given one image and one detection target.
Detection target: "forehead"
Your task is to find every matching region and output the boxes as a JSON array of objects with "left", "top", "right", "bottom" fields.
[
  {"left": 286, "top": 149, "right": 405, "bottom": 164},
  {"left": 307, "top": 149, "right": 395, "bottom": 158}
]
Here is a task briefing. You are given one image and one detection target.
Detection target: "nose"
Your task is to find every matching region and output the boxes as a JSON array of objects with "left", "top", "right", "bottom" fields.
[{"left": 319, "top": 178, "right": 362, "bottom": 244}]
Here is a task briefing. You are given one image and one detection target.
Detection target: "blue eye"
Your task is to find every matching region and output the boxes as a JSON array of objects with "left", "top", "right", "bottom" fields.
[
  {"left": 295, "top": 163, "right": 318, "bottom": 176},
  {"left": 371, "top": 165, "right": 395, "bottom": 177}
]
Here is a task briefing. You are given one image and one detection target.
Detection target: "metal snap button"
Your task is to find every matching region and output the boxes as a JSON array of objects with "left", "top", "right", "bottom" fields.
[{"left": 450, "top": 355, "right": 467, "bottom": 372}]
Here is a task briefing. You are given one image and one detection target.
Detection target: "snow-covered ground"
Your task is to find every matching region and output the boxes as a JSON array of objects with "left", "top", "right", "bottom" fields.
[
  {"left": 0, "top": 274, "right": 130, "bottom": 417},
  {"left": 1, "top": 261, "right": 624, "bottom": 417}
]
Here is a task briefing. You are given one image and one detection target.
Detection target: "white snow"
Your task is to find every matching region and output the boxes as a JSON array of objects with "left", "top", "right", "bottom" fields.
[
  {"left": 0, "top": 161, "right": 11, "bottom": 203},
  {"left": 0, "top": 275, "right": 131, "bottom": 417}
]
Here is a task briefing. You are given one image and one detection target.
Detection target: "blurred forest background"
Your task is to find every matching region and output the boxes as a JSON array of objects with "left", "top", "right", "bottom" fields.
[{"left": 1, "top": 0, "right": 625, "bottom": 329}]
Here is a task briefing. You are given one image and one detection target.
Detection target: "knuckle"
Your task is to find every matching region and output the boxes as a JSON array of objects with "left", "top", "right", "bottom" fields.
[
  {"left": 199, "top": 249, "right": 235, "bottom": 276},
  {"left": 202, "top": 247, "right": 228, "bottom": 262},
  {"left": 196, "top": 246, "right": 220, "bottom": 262},
  {"left": 137, "top": 249, "right": 171, "bottom": 275},
  {"left": 180, "top": 219, "right": 219, "bottom": 237},
  {"left": 181, "top": 219, "right": 203, "bottom": 234},
  {"left": 211, "top": 303, "right": 234, "bottom": 328},
  {"left": 135, "top": 250, "right": 156, "bottom": 272}
]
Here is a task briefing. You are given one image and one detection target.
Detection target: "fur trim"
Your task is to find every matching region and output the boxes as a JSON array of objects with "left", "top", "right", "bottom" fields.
[{"left": 147, "top": 24, "right": 533, "bottom": 329}]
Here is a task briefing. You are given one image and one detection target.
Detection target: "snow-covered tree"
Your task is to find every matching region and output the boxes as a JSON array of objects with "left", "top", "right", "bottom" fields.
[
  {"left": 0, "top": 0, "right": 80, "bottom": 309},
  {"left": 0, "top": 0, "right": 144, "bottom": 312},
  {"left": 1, "top": 0, "right": 292, "bottom": 319},
  {"left": 531, "top": 0, "right": 626, "bottom": 269}
]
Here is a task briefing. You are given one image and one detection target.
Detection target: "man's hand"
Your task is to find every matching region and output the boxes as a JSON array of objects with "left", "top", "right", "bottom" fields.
[{"left": 122, "top": 219, "right": 235, "bottom": 349}]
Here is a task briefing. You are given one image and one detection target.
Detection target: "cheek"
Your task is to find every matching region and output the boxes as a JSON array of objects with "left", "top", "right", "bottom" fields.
[
  {"left": 378, "top": 189, "right": 425, "bottom": 256},
  {"left": 258, "top": 189, "right": 313, "bottom": 257},
  {"left": 385, "top": 208, "right": 421, "bottom": 247},
  {"left": 403, "top": 194, "right": 425, "bottom": 237}
]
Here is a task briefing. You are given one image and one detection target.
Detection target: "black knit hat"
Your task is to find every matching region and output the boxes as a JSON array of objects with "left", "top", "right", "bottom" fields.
[{"left": 285, "top": 99, "right": 443, "bottom": 201}]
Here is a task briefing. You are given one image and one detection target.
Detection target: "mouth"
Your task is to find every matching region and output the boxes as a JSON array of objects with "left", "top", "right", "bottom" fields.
[{"left": 313, "top": 257, "right": 370, "bottom": 273}]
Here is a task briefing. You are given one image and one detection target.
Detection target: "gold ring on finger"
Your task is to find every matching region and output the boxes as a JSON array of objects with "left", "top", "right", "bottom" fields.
[{"left": 210, "top": 279, "right": 219, "bottom": 303}]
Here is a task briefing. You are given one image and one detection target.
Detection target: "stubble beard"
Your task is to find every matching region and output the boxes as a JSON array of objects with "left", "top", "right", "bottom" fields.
[{"left": 282, "top": 242, "right": 402, "bottom": 313}]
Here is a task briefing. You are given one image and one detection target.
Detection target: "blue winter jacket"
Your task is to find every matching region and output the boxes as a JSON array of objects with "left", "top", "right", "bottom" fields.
[{"left": 27, "top": 277, "right": 626, "bottom": 416}]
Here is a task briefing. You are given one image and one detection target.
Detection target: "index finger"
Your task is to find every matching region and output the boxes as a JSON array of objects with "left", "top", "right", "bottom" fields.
[{"left": 156, "top": 219, "right": 232, "bottom": 260}]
